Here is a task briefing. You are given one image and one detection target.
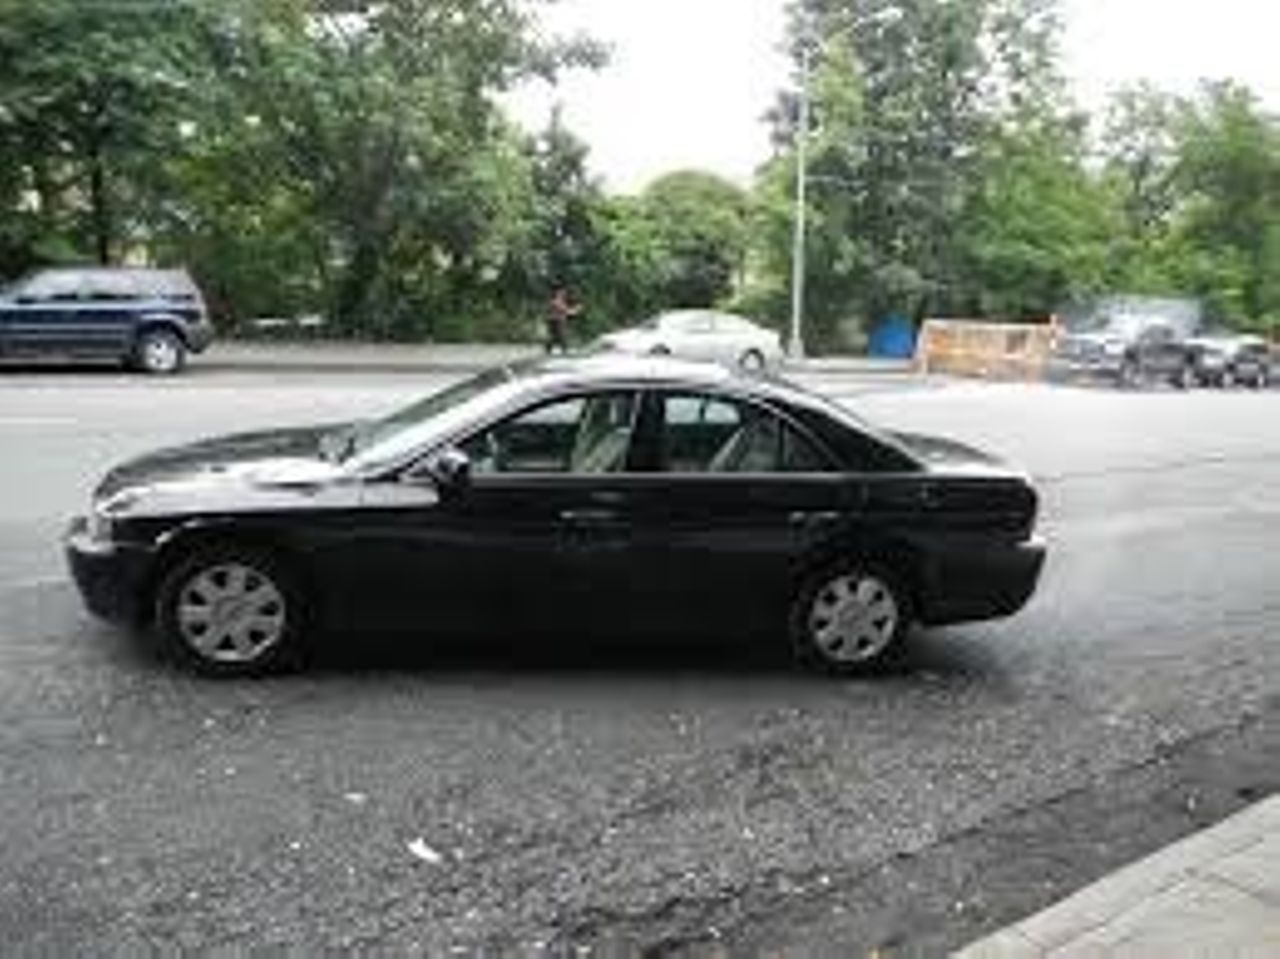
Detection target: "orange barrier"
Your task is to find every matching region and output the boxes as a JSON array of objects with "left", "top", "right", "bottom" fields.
[{"left": 914, "top": 318, "right": 1057, "bottom": 381}]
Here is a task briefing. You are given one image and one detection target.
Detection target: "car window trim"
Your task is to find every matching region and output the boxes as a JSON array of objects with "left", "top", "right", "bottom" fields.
[
  {"left": 426, "top": 387, "right": 647, "bottom": 480},
  {"left": 640, "top": 386, "right": 842, "bottom": 476},
  {"left": 382, "top": 377, "right": 861, "bottom": 483}
]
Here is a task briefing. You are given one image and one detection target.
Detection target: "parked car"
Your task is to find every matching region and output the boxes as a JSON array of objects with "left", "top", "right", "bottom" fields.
[
  {"left": 595, "top": 310, "right": 784, "bottom": 370},
  {"left": 67, "top": 355, "right": 1045, "bottom": 677},
  {"left": 1049, "top": 314, "right": 1197, "bottom": 388},
  {"left": 1185, "top": 331, "right": 1272, "bottom": 388},
  {"left": 0, "top": 267, "right": 213, "bottom": 374}
]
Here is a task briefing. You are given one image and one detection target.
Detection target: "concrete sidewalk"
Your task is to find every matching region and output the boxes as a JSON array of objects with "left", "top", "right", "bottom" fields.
[{"left": 958, "top": 794, "right": 1280, "bottom": 957}]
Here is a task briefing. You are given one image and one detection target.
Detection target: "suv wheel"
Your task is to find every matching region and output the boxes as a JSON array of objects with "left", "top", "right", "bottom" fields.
[
  {"left": 790, "top": 561, "right": 911, "bottom": 675},
  {"left": 155, "top": 545, "right": 305, "bottom": 677},
  {"left": 134, "top": 328, "right": 186, "bottom": 375}
]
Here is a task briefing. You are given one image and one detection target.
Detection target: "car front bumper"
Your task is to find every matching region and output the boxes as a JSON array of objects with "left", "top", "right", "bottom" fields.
[
  {"left": 184, "top": 321, "right": 215, "bottom": 354},
  {"left": 65, "top": 517, "right": 156, "bottom": 625},
  {"left": 917, "top": 535, "right": 1047, "bottom": 626}
]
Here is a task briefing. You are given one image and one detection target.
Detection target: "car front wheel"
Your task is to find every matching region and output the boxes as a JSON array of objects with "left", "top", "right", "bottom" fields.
[
  {"left": 790, "top": 562, "right": 911, "bottom": 675},
  {"left": 155, "top": 546, "right": 305, "bottom": 677},
  {"left": 134, "top": 328, "right": 187, "bottom": 375},
  {"left": 739, "top": 349, "right": 767, "bottom": 372}
]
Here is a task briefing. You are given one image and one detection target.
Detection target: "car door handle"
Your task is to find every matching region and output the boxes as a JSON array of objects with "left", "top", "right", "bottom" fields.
[{"left": 559, "top": 508, "right": 619, "bottom": 524}]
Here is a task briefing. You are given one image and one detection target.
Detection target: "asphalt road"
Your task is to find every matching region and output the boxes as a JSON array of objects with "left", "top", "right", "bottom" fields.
[{"left": 0, "top": 355, "right": 1277, "bottom": 955}]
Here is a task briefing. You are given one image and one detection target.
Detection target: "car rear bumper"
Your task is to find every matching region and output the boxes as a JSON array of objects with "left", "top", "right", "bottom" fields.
[
  {"left": 65, "top": 518, "right": 156, "bottom": 625},
  {"left": 917, "top": 535, "right": 1046, "bottom": 626}
]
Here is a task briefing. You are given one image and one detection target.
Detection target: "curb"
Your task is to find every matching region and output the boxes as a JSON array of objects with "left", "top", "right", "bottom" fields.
[{"left": 956, "top": 794, "right": 1280, "bottom": 956}]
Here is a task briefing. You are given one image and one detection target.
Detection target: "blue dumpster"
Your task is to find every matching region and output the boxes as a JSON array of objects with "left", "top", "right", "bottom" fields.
[{"left": 868, "top": 314, "right": 916, "bottom": 359}]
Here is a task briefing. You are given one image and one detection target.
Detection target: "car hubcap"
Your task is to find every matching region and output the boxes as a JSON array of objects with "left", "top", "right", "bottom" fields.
[
  {"left": 177, "top": 563, "right": 286, "bottom": 664},
  {"left": 808, "top": 572, "right": 899, "bottom": 664},
  {"left": 144, "top": 337, "right": 178, "bottom": 372}
]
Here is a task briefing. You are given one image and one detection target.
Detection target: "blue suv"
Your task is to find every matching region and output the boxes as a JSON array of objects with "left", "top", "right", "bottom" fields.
[{"left": 0, "top": 267, "right": 214, "bottom": 374}]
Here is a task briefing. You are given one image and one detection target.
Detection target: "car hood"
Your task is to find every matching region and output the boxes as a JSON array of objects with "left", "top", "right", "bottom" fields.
[{"left": 94, "top": 423, "right": 351, "bottom": 504}]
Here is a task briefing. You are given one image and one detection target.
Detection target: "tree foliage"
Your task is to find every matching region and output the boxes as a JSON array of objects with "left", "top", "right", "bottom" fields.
[{"left": 0, "top": 0, "right": 1275, "bottom": 345}]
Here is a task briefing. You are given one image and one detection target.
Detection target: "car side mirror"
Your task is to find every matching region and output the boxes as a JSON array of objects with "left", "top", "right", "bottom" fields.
[{"left": 417, "top": 447, "right": 472, "bottom": 498}]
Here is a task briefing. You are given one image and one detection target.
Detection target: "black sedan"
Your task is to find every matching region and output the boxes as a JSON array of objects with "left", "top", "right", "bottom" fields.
[{"left": 66, "top": 356, "right": 1046, "bottom": 676}]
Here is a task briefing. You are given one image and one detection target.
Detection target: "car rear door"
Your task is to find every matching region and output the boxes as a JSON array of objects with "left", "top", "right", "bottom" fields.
[{"left": 624, "top": 390, "right": 856, "bottom": 638}]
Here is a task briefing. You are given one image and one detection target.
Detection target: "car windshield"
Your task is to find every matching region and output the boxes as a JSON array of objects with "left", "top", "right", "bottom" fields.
[{"left": 335, "top": 366, "right": 517, "bottom": 470}]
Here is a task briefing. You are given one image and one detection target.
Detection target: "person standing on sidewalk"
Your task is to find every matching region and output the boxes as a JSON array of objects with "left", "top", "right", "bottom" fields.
[{"left": 546, "top": 287, "right": 581, "bottom": 355}]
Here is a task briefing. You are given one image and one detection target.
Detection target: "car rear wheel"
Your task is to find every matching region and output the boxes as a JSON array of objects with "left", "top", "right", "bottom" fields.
[
  {"left": 134, "top": 328, "right": 186, "bottom": 375},
  {"left": 790, "top": 562, "right": 911, "bottom": 675},
  {"left": 155, "top": 546, "right": 305, "bottom": 677}
]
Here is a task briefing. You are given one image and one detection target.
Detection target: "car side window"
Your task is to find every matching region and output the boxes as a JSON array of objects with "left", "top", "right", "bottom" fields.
[
  {"left": 81, "top": 272, "right": 139, "bottom": 301},
  {"left": 670, "top": 314, "right": 714, "bottom": 335},
  {"left": 18, "top": 271, "right": 82, "bottom": 302},
  {"left": 658, "top": 393, "right": 830, "bottom": 474},
  {"left": 459, "top": 392, "right": 639, "bottom": 476}
]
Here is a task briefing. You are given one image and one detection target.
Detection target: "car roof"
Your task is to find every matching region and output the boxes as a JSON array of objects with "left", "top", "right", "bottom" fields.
[
  {"left": 28, "top": 266, "right": 198, "bottom": 291},
  {"left": 500, "top": 353, "right": 864, "bottom": 422}
]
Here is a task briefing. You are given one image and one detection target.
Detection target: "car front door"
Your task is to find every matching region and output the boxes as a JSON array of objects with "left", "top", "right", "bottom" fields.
[
  {"left": 330, "top": 390, "right": 646, "bottom": 640},
  {"left": 76, "top": 272, "right": 142, "bottom": 354},
  {"left": 625, "top": 390, "right": 856, "bottom": 639},
  {"left": 674, "top": 313, "right": 718, "bottom": 361}
]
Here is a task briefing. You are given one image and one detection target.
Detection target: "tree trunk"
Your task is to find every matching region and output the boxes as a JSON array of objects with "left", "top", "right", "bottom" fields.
[{"left": 88, "top": 146, "right": 111, "bottom": 265}]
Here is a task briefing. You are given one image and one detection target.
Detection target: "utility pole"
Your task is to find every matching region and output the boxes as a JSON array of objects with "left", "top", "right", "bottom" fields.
[{"left": 789, "top": 41, "right": 811, "bottom": 361}]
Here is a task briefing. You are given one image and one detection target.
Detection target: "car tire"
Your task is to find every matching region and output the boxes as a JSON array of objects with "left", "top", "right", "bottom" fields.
[
  {"left": 1174, "top": 364, "right": 1196, "bottom": 390},
  {"left": 790, "top": 561, "right": 912, "bottom": 676},
  {"left": 1220, "top": 369, "right": 1235, "bottom": 389},
  {"left": 1118, "top": 359, "right": 1140, "bottom": 389},
  {"left": 133, "top": 327, "right": 187, "bottom": 375},
  {"left": 155, "top": 544, "right": 306, "bottom": 678},
  {"left": 739, "top": 349, "right": 767, "bottom": 372},
  {"left": 1254, "top": 371, "right": 1270, "bottom": 390},
  {"left": 649, "top": 345, "right": 672, "bottom": 356}
]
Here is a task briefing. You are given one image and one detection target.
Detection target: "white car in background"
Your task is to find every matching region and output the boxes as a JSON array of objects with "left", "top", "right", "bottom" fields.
[{"left": 594, "top": 310, "right": 785, "bottom": 371}]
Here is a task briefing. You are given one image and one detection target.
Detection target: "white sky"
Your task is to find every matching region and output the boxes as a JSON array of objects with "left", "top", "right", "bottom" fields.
[{"left": 507, "top": 0, "right": 1280, "bottom": 194}]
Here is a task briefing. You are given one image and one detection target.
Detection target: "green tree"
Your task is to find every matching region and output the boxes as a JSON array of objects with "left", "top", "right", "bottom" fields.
[
  {"left": 0, "top": 0, "right": 205, "bottom": 266},
  {"left": 960, "top": 118, "right": 1117, "bottom": 317},
  {"left": 642, "top": 170, "right": 749, "bottom": 308},
  {"left": 759, "top": 0, "right": 1071, "bottom": 345},
  {"left": 1172, "top": 82, "right": 1280, "bottom": 327}
]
